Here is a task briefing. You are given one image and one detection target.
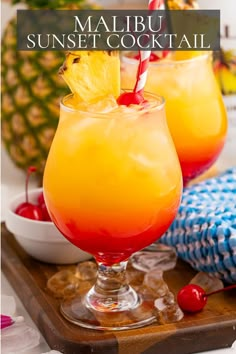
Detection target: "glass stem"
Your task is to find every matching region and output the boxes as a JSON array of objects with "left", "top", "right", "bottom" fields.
[{"left": 85, "top": 261, "right": 139, "bottom": 312}]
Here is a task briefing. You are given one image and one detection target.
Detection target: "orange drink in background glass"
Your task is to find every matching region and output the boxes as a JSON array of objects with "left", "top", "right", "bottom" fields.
[
  {"left": 43, "top": 91, "right": 182, "bottom": 330},
  {"left": 121, "top": 53, "right": 228, "bottom": 185}
]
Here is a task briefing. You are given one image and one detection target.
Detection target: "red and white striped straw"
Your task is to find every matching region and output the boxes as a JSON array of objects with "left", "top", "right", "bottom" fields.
[
  {"left": 134, "top": 0, "right": 165, "bottom": 94},
  {"left": 148, "top": 0, "right": 164, "bottom": 10}
]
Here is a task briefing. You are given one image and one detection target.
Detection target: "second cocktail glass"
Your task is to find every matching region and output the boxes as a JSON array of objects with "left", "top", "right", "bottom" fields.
[
  {"left": 43, "top": 91, "right": 182, "bottom": 330},
  {"left": 121, "top": 53, "right": 228, "bottom": 185}
]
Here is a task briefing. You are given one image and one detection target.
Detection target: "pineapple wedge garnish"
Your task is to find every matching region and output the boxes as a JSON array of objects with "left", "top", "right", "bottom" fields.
[{"left": 59, "top": 51, "right": 120, "bottom": 102}]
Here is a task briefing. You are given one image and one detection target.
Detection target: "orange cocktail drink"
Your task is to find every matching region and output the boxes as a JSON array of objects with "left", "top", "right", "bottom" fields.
[
  {"left": 43, "top": 92, "right": 182, "bottom": 266},
  {"left": 121, "top": 53, "right": 228, "bottom": 184},
  {"left": 43, "top": 51, "right": 182, "bottom": 330}
]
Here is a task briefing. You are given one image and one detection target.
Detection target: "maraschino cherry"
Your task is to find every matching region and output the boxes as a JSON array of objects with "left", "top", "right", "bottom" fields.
[
  {"left": 177, "top": 283, "right": 236, "bottom": 313},
  {"left": 15, "top": 166, "right": 43, "bottom": 220},
  {"left": 117, "top": 92, "right": 144, "bottom": 106},
  {"left": 177, "top": 284, "right": 207, "bottom": 312},
  {"left": 37, "top": 192, "right": 51, "bottom": 221},
  {"left": 37, "top": 191, "right": 44, "bottom": 206}
]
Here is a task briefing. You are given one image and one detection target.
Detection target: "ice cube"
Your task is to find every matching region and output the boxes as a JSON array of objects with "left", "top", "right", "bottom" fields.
[
  {"left": 131, "top": 246, "right": 177, "bottom": 272},
  {"left": 47, "top": 270, "right": 79, "bottom": 299},
  {"left": 75, "top": 261, "right": 97, "bottom": 281},
  {"left": 143, "top": 269, "right": 169, "bottom": 297},
  {"left": 142, "top": 269, "right": 184, "bottom": 323},
  {"left": 77, "top": 280, "right": 95, "bottom": 293},
  {"left": 1, "top": 322, "right": 40, "bottom": 354},
  {"left": 129, "top": 153, "right": 157, "bottom": 168},
  {"left": 154, "top": 293, "right": 184, "bottom": 324},
  {"left": 190, "top": 271, "right": 224, "bottom": 293},
  {"left": 126, "top": 264, "right": 144, "bottom": 287}
]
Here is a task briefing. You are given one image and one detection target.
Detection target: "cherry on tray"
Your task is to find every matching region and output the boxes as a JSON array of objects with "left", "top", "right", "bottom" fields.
[{"left": 177, "top": 283, "right": 236, "bottom": 313}]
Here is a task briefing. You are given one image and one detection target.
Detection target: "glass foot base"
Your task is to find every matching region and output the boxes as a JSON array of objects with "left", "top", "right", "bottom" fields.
[{"left": 60, "top": 290, "right": 157, "bottom": 331}]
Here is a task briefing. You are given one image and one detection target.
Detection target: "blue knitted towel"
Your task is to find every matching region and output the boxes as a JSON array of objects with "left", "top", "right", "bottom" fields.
[{"left": 160, "top": 168, "right": 236, "bottom": 284}]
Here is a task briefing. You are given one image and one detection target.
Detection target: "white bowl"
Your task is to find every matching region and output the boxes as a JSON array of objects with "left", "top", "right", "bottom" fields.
[{"left": 5, "top": 188, "right": 92, "bottom": 264}]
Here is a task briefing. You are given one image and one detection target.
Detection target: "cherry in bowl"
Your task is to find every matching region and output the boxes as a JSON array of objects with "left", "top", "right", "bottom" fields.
[
  {"left": 5, "top": 187, "right": 91, "bottom": 264},
  {"left": 14, "top": 166, "right": 51, "bottom": 222}
]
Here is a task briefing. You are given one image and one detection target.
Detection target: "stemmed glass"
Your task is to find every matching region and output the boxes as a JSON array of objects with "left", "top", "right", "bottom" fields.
[
  {"left": 121, "top": 52, "right": 228, "bottom": 260},
  {"left": 43, "top": 91, "right": 182, "bottom": 330},
  {"left": 121, "top": 53, "right": 228, "bottom": 185}
]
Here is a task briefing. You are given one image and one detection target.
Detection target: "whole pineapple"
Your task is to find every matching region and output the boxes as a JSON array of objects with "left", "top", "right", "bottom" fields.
[{"left": 1, "top": 0, "right": 97, "bottom": 182}]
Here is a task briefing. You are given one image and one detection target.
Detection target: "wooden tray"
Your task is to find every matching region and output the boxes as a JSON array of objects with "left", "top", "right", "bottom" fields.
[{"left": 1, "top": 223, "right": 236, "bottom": 354}]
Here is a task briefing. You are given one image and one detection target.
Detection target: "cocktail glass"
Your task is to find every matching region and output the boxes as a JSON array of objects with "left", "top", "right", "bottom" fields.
[
  {"left": 121, "top": 53, "right": 228, "bottom": 261},
  {"left": 121, "top": 53, "right": 228, "bottom": 186},
  {"left": 43, "top": 91, "right": 182, "bottom": 330}
]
